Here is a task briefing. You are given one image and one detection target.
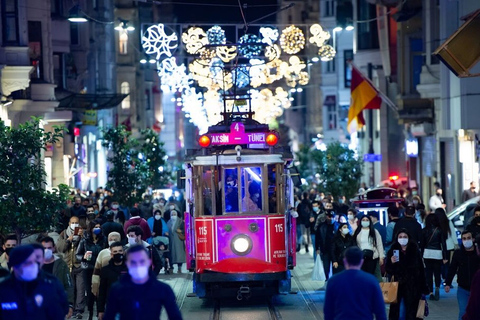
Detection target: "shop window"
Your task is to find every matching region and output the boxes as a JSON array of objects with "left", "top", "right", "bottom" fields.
[{"left": 119, "top": 30, "right": 128, "bottom": 55}]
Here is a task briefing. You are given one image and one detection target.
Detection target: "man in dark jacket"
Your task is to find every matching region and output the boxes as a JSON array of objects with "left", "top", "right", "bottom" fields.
[
  {"left": 462, "top": 234, "right": 480, "bottom": 320},
  {"left": 309, "top": 201, "right": 322, "bottom": 261},
  {"left": 315, "top": 207, "right": 336, "bottom": 280},
  {"left": 0, "top": 245, "right": 69, "bottom": 320},
  {"left": 393, "top": 205, "right": 422, "bottom": 247},
  {"left": 368, "top": 211, "right": 387, "bottom": 246},
  {"left": 103, "top": 245, "right": 182, "bottom": 320},
  {"left": 444, "top": 231, "right": 480, "bottom": 320},
  {"left": 97, "top": 242, "right": 128, "bottom": 320},
  {"left": 296, "top": 192, "right": 312, "bottom": 252},
  {"left": 102, "top": 210, "right": 126, "bottom": 244}
]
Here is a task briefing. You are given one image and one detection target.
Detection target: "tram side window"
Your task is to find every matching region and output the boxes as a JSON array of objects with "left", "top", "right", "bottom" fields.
[
  {"left": 202, "top": 167, "right": 213, "bottom": 215},
  {"left": 241, "top": 167, "right": 262, "bottom": 212},
  {"left": 224, "top": 168, "right": 239, "bottom": 213},
  {"left": 268, "top": 164, "right": 277, "bottom": 213}
]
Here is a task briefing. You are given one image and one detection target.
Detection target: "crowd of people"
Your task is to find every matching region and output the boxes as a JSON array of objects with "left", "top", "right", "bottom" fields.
[
  {"left": 0, "top": 187, "right": 185, "bottom": 320},
  {"left": 296, "top": 185, "right": 480, "bottom": 320}
]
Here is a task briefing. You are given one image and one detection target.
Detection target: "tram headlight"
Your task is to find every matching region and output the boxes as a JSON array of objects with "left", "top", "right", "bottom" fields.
[{"left": 231, "top": 234, "right": 253, "bottom": 256}]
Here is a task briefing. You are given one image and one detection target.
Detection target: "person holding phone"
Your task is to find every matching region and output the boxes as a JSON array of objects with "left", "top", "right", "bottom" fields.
[{"left": 386, "top": 229, "right": 429, "bottom": 320}]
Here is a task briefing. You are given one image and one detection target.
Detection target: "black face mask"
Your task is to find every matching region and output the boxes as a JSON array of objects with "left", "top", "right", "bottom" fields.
[
  {"left": 112, "top": 253, "right": 124, "bottom": 263},
  {"left": 5, "top": 247, "right": 14, "bottom": 256}
]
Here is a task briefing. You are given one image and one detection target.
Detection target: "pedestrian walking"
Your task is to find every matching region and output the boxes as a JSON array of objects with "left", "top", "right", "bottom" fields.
[
  {"left": 462, "top": 234, "right": 480, "bottom": 320},
  {"left": 324, "top": 246, "right": 387, "bottom": 320},
  {"left": 103, "top": 245, "right": 183, "bottom": 320},
  {"left": 167, "top": 210, "right": 186, "bottom": 273},
  {"left": 462, "top": 182, "right": 478, "bottom": 203},
  {"left": 353, "top": 215, "right": 384, "bottom": 275},
  {"left": 331, "top": 222, "right": 356, "bottom": 274}
]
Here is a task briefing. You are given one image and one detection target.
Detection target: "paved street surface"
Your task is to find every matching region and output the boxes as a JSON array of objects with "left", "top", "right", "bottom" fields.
[{"left": 73, "top": 244, "right": 462, "bottom": 319}]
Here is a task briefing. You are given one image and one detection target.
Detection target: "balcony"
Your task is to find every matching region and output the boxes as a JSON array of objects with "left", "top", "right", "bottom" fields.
[{"left": 396, "top": 96, "right": 434, "bottom": 124}]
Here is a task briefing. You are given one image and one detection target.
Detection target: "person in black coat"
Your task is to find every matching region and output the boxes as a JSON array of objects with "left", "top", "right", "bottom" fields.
[
  {"left": 97, "top": 242, "right": 128, "bottom": 320},
  {"left": 466, "top": 216, "right": 480, "bottom": 238},
  {"left": 296, "top": 192, "right": 312, "bottom": 252},
  {"left": 315, "top": 209, "right": 336, "bottom": 280},
  {"left": 393, "top": 205, "right": 422, "bottom": 247},
  {"left": 103, "top": 245, "right": 182, "bottom": 320},
  {"left": 386, "top": 229, "right": 429, "bottom": 320},
  {"left": 331, "top": 223, "right": 356, "bottom": 274},
  {"left": 102, "top": 211, "right": 126, "bottom": 244}
]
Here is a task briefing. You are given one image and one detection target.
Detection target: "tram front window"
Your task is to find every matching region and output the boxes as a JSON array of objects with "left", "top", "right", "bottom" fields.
[
  {"left": 241, "top": 167, "right": 262, "bottom": 212},
  {"left": 224, "top": 168, "right": 239, "bottom": 213}
]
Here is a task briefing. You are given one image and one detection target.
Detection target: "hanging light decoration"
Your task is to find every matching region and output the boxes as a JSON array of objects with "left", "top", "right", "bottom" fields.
[
  {"left": 232, "top": 66, "right": 250, "bottom": 88},
  {"left": 238, "top": 34, "right": 263, "bottom": 58},
  {"left": 206, "top": 25, "right": 226, "bottom": 45},
  {"left": 309, "top": 24, "right": 331, "bottom": 47},
  {"left": 181, "top": 27, "right": 208, "bottom": 54},
  {"left": 263, "top": 58, "right": 286, "bottom": 84},
  {"left": 142, "top": 24, "right": 178, "bottom": 60},
  {"left": 260, "top": 27, "right": 279, "bottom": 45},
  {"left": 264, "top": 44, "right": 281, "bottom": 61},
  {"left": 199, "top": 47, "right": 216, "bottom": 60},
  {"left": 280, "top": 25, "right": 305, "bottom": 55},
  {"left": 318, "top": 45, "right": 336, "bottom": 61},
  {"left": 216, "top": 45, "right": 237, "bottom": 63}
]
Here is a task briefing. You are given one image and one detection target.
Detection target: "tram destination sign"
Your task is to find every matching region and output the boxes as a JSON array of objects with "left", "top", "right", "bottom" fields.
[{"left": 208, "top": 122, "right": 267, "bottom": 146}]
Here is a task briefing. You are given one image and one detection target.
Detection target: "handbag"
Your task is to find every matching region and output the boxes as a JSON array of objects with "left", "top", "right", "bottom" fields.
[
  {"left": 363, "top": 249, "right": 374, "bottom": 259},
  {"left": 176, "top": 228, "right": 185, "bottom": 241},
  {"left": 312, "top": 254, "right": 326, "bottom": 281},
  {"left": 379, "top": 276, "right": 399, "bottom": 304},
  {"left": 416, "top": 295, "right": 429, "bottom": 318},
  {"left": 423, "top": 228, "right": 442, "bottom": 260}
]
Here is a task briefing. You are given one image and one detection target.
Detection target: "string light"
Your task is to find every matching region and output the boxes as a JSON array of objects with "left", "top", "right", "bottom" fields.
[
  {"left": 280, "top": 25, "right": 305, "bottom": 55},
  {"left": 309, "top": 24, "right": 331, "bottom": 47},
  {"left": 318, "top": 45, "right": 336, "bottom": 61},
  {"left": 232, "top": 66, "right": 250, "bottom": 88},
  {"left": 181, "top": 27, "right": 208, "bottom": 54},
  {"left": 264, "top": 44, "right": 281, "bottom": 61},
  {"left": 238, "top": 34, "right": 263, "bottom": 58},
  {"left": 260, "top": 27, "right": 279, "bottom": 45},
  {"left": 216, "top": 45, "right": 237, "bottom": 62},
  {"left": 206, "top": 25, "right": 226, "bottom": 45},
  {"left": 142, "top": 24, "right": 178, "bottom": 60}
]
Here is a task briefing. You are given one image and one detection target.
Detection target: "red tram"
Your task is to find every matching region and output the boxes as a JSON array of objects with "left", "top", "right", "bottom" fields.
[{"left": 181, "top": 111, "right": 297, "bottom": 299}]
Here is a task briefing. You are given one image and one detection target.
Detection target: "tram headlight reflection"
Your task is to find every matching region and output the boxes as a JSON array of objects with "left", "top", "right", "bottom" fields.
[{"left": 231, "top": 234, "right": 253, "bottom": 256}]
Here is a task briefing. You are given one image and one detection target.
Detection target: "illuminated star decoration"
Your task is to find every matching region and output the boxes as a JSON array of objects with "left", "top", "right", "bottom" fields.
[
  {"left": 157, "top": 57, "right": 190, "bottom": 93},
  {"left": 142, "top": 24, "right": 178, "bottom": 60},
  {"left": 238, "top": 34, "right": 263, "bottom": 58},
  {"left": 280, "top": 25, "right": 305, "bottom": 55},
  {"left": 206, "top": 25, "right": 226, "bottom": 45},
  {"left": 260, "top": 27, "right": 279, "bottom": 45}
]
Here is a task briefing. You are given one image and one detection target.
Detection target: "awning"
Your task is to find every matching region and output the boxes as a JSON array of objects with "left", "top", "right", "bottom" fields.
[{"left": 56, "top": 93, "right": 128, "bottom": 110}]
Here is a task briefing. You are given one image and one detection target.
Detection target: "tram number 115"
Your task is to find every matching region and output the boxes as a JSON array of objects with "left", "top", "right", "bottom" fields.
[
  {"left": 199, "top": 226, "right": 208, "bottom": 235},
  {"left": 275, "top": 224, "right": 283, "bottom": 233}
]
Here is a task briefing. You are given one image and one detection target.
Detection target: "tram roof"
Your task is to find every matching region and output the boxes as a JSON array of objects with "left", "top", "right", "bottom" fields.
[{"left": 186, "top": 153, "right": 290, "bottom": 166}]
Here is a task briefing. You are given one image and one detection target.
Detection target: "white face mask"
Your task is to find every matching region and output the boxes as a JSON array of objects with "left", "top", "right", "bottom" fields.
[
  {"left": 171, "top": 215, "right": 178, "bottom": 221},
  {"left": 347, "top": 214, "right": 354, "bottom": 221},
  {"left": 154, "top": 215, "right": 161, "bottom": 221},
  {"left": 463, "top": 240, "right": 474, "bottom": 249},
  {"left": 169, "top": 205, "right": 175, "bottom": 210},
  {"left": 128, "top": 236, "right": 137, "bottom": 246},
  {"left": 111, "top": 204, "right": 119, "bottom": 209},
  {"left": 312, "top": 207, "right": 320, "bottom": 212},
  {"left": 19, "top": 263, "right": 39, "bottom": 281},
  {"left": 398, "top": 238, "right": 408, "bottom": 246},
  {"left": 108, "top": 240, "right": 117, "bottom": 246},
  {"left": 44, "top": 248, "right": 53, "bottom": 260},
  {"left": 128, "top": 265, "right": 149, "bottom": 280},
  {"left": 341, "top": 228, "right": 350, "bottom": 235},
  {"left": 70, "top": 223, "right": 79, "bottom": 230},
  {"left": 361, "top": 221, "right": 370, "bottom": 228}
]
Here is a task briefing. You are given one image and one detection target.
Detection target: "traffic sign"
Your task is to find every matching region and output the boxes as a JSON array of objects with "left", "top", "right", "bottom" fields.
[{"left": 363, "top": 153, "right": 382, "bottom": 162}]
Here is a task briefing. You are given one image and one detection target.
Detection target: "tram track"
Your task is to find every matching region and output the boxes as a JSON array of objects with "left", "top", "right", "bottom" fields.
[
  {"left": 175, "top": 273, "right": 193, "bottom": 309},
  {"left": 211, "top": 296, "right": 282, "bottom": 320},
  {"left": 291, "top": 270, "right": 324, "bottom": 319}
]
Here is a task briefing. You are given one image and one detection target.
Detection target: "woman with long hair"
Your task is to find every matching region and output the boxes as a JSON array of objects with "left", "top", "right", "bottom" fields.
[
  {"left": 386, "top": 229, "right": 429, "bottom": 320},
  {"left": 435, "top": 208, "right": 458, "bottom": 283},
  {"left": 422, "top": 213, "right": 448, "bottom": 300},
  {"left": 353, "top": 214, "right": 384, "bottom": 275},
  {"left": 331, "top": 222, "right": 356, "bottom": 274}
]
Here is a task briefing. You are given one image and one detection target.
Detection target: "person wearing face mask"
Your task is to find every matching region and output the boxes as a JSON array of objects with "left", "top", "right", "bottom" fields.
[
  {"left": 444, "top": 231, "right": 480, "bottom": 320},
  {"left": 0, "top": 245, "right": 69, "bottom": 320},
  {"left": 125, "top": 226, "right": 163, "bottom": 275},
  {"left": 353, "top": 214, "right": 384, "bottom": 275},
  {"left": 70, "top": 196, "right": 88, "bottom": 227},
  {"left": 91, "top": 232, "right": 122, "bottom": 297},
  {"left": 336, "top": 195, "right": 350, "bottom": 215},
  {"left": 76, "top": 220, "right": 107, "bottom": 320},
  {"left": 168, "top": 210, "right": 187, "bottom": 273},
  {"left": 314, "top": 203, "right": 336, "bottom": 280},
  {"left": 147, "top": 210, "right": 169, "bottom": 246},
  {"left": 164, "top": 202, "right": 178, "bottom": 222},
  {"left": 56, "top": 216, "right": 86, "bottom": 319},
  {"left": 0, "top": 234, "right": 18, "bottom": 269},
  {"left": 102, "top": 210, "right": 126, "bottom": 243},
  {"left": 110, "top": 202, "right": 126, "bottom": 225},
  {"left": 97, "top": 242, "right": 128, "bottom": 320},
  {"left": 429, "top": 188, "right": 446, "bottom": 212},
  {"left": 40, "top": 236, "right": 74, "bottom": 317},
  {"left": 346, "top": 209, "right": 358, "bottom": 234},
  {"left": 103, "top": 245, "right": 183, "bottom": 320},
  {"left": 309, "top": 201, "right": 322, "bottom": 261},
  {"left": 331, "top": 223, "right": 356, "bottom": 274},
  {"left": 462, "top": 181, "right": 478, "bottom": 203},
  {"left": 386, "top": 229, "right": 429, "bottom": 320}
]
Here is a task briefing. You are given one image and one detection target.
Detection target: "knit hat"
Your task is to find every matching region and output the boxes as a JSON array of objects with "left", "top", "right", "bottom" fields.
[{"left": 8, "top": 245, "right": 35, "bottom": 268}]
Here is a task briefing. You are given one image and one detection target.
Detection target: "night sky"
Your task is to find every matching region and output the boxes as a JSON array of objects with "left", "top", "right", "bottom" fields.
[{"left": 171, "top": 0, "right": 279, "bottom": 24}]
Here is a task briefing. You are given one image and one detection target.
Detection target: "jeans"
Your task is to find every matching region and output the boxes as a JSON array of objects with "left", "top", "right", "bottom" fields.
[
  {"left": 84, "top": 268, "right": 96, "bottom": 313},
  {"left": 71, "top": 266, "right": 86, "bottom": 314},
  {"left": 296, "top": 224, "right": 307, "bottom": 246},
  {"left": 319, "top": 252, "right": 332, "bottom": 280},
  {"left": 457, "top": 287, "right": 470, "bottom": 320},
  {"left": 399, "top": 298, "right": 406, "bottom": 320},
  {"left": 424, "top": 259, "right": 442, "bottom": 292}
]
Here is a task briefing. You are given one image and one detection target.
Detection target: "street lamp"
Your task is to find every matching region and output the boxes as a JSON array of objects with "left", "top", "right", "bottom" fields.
[
  {"left": 114, "top": 19, "right": 135, "bottom": 32},
  {"left": 67, "top": 5, "right": 87, "bottom": 22}
]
